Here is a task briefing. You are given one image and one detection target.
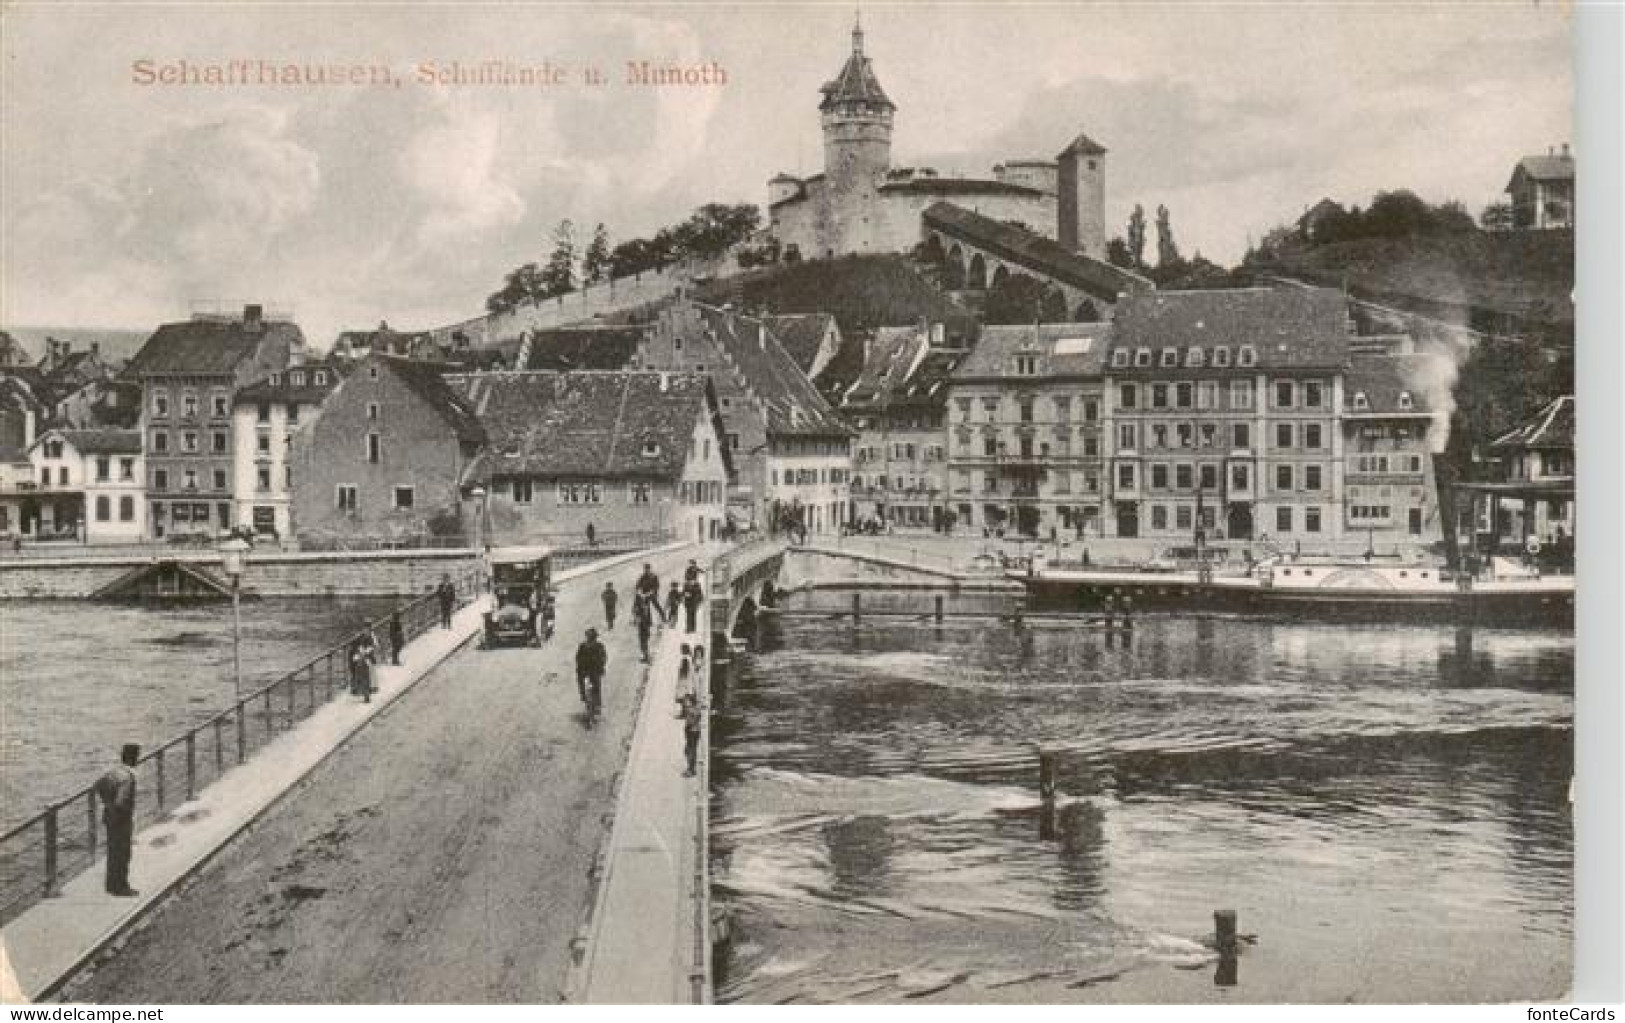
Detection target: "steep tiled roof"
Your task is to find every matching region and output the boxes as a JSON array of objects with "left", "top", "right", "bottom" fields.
[
  {"left": 1491, "top": 395, "right": 1573, "bottom": 451},
  {"left": 519, "top": 326, "right": 644, "bottom": 372},
  {"left": 0, "top": 376, "right": 45, "bottom": 463},
  {"left": 879, "top": 178, "right": 1045, "bottom": 198},
  {"left": 378, "top": 356, "right": 485, "bottom": 445},
  {"left": 51, "top": 428, "right": 142, "bottom": 454},
  {"left": 1345, "top": 353, "right": 1450, "bottom": 414},
  {"left": 844, "top": 325, "right": 927, "bottom": 403},
  {"left": 0, "top": 331, "right": 33, "bottom": 367},
  {"left": 695, "top": 304, "right": 853, "bottom": 437},
  {"left": 1058, "top": 133, "right": 1107, "bottom": 157},
  {"left": 456, "top": 372, "right": 722, "bottom": 482},
  {"left": 126, "top": 317, "right": 304, "bottom": 377},
  {"left": 955, "top": 322, "right": 1110, "bottom": 380},
  {"left": 1508, "top": 153, "right": 1575, "bottom": 188},
  {"left": 820, "top": 24, "right": 893, "bottom": 111},
  {"left": 1108, "top": 287, "right": 1351, "bottom": 371},
  {"left": 923, "top": 202, "right": 1152, "bottom": 300},
  {"left": 234, "top": 361, "right": 345, "bottom": 404},
  {"left": 764, "top": 314, "right": 835, "bottom": 375}
]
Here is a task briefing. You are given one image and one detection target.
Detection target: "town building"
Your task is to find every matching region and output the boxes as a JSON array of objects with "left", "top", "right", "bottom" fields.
[
  {"left": 767, "top": 20, "right": 1106, "bottom": 262},
  {"left": 0, "top": 331, "right": 34, "bottom": 369},
  {"left": 946, "top": 322, "right": 1111, "bottom": 537},
  {"left": 289, "top": 354, "right": 483, "bottom": 546},
  {"left": 1100, "top": 288, "right": 1353, "bottom": 543},
  {"left": 455, "top": 371, "right": 731, "bottom": 545},
  {"left": 764, "top": 313, "right": 844, "bottom": 382},
  {"left": 0, "top": 377, "right": 45, "bottom": 539},
  {"left": 331, "top": 321, "right": 443, "bottom": 364},
  {"left": 231, "top": 362, "right": 343, "bottom": 539},
  {"left": 125, "top": 305, "right": 307, "bottom": 539},
  {"left": 844, "top": 322, "right": 968, "bottom": 530},
  {"left": 1341, "top": 351, "right": 1449, "bottom": 546},
  {"left": 1457, "top": 395, "right": 1574, "bottom": 556},
  {"left": 636, "top": 299, "right": 854, "bottom": 534},
  {"left": 512, "top": 325, "right": 647, "bottom": 371},
  {"left": 1505, "top": 145, "right": 1575, "bottom": 230},
  {"left": 25, "top": 428, "right": 145, "bottom": 542}
]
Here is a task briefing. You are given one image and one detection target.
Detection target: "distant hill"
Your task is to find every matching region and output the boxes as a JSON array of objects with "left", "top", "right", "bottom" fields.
[
  {"left": 1253, "top": 230, "right": 1573, "bottom": 342},
  {"left": 1, "top": 326, "right": 151, "bottom": 366}
]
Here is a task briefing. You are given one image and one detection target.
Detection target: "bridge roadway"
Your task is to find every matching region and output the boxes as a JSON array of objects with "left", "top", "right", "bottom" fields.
[{"left": 55, "top": 546, "right": 704, "bottom": 1004}]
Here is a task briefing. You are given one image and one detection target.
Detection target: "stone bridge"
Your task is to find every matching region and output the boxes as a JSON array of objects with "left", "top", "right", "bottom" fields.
[{"left": 709, "top": 537, "right": 790, "bottom": 645}]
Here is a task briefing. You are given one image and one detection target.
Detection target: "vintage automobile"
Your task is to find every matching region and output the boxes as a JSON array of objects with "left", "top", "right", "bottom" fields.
[{"left": 482, "top": 546, "right": 555, "bottom": 648}]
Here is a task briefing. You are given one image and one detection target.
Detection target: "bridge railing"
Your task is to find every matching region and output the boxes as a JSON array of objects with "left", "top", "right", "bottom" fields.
[{"left": 0, "top": 566, "right": 486, "bottom": 927}]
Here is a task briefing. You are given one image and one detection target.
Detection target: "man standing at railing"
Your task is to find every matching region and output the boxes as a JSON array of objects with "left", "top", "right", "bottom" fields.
[
  {"left": 437, "top": 575, "right": 457, "bottom": 629},
  {"left": 94, "top": 744, "right": 141, "bottom": 897}
]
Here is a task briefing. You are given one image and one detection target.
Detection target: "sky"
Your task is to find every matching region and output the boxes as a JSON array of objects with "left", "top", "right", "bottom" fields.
[{"left": 0, "top": 1, "right": 1573, "bottom": 347}]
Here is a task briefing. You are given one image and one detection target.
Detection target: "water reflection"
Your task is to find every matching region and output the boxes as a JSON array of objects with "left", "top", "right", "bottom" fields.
[{"left": 712, "top": 614, "right": 1572, "bottom": 1003}]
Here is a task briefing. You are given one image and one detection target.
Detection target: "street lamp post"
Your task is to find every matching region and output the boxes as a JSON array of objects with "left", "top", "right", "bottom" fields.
[
  {"left": 469, "top": 487, "right": 487, "bottom": 553},
  {"left": 218, "top": 536, "right": 251, "bottom": 701}
]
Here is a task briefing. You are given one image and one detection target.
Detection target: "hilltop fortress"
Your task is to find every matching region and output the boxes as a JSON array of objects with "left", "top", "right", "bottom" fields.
[{"left": 766, "top": 20, "right": 1107, "bottom": 263}]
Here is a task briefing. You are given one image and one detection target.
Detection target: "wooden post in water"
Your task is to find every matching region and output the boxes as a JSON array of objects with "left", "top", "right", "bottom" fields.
[
  {"left": 1103, "top": 593, "right": 1116, "bottom": 630},
  {"left": 934, "top": 594, "right": 944, "bottom": 623},
  {"left": 1121, "top": 594, "right": 1135, "bottom": 631},
  {"left": 1012, "top": 596, "right": 1025, "bottom": 629},
  {"left": 1214, "top": 909, "right": 1238, "bottom": 954},
  {"left": 851, "top": 592, "right": 861, "bottom": 622},
  {"left": 43, "top": 807, "right": 58, "bottom": 897},
  {"left": 1038, "top": 750, "right": 1058, "bottom": 840}
]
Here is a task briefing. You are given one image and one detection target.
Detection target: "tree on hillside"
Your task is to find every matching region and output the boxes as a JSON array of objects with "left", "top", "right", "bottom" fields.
[
  {"left": 582, "top": 223, "right": 611, "bottom": 285},
  {"left": 1126, "top": 205, "right": 1147, "bottom": 268},
  {"left": 665, "top": 203, "right": 762, "bottom": 261},
  {"left": 541, "top": 220, "right": 576, "bottom": 296},
  {"left": 1444, "top": 333, "right": 1571, "bottom": 478},
  {"left": 1364, "top": 191, "right": 1435, "bottom": 237},
  {"left": 983, "top": 274, "right": 1067, "bottom": 325},
  {"left": 486, "top": 263, "right": 546, "bottom": 314},
  {"left": 609, "top": 236, "right": 672, "bottom": 278},
  {"left": 1479, "top": 201, "right": 1514, "bottom": 232},
  {"left": 1155, "top": 205, "right": 1180, "bottom": 268}
]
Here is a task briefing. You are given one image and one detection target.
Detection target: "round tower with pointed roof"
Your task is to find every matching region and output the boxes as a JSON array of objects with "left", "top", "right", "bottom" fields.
[{"left": 820, "top": 17, "right": 894, "bottom": 201}]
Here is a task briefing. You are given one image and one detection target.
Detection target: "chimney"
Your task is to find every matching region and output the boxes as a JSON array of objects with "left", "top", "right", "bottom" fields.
[
  {"left": 660, "top": 371, "right": 670, "bottom": 392},
  {"left": 1561, "top": 142, "right": 1570, "bottom": 157},
  {"left": 90, "top": 341, "right": 100, "bottom": 357},
  {"left": 243, "top": 304, "right": 264, "bottom": 331},
  {"left": 758, "top": 323, "right": 766, "bottom": 350},
  {"left": 932, "top": 323, "right": 945, "bottom": 347}
]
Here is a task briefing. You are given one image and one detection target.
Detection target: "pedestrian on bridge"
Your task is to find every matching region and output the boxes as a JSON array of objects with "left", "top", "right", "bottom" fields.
[
  {"left": 94, "top": 743, "right": 141, "bottom": 896},
  {"left": 634, "top": 593, "right": 654, "bottom": 662},
  {"left": 636, "top": 564, "right": 665, "bottom": 624},
  {"left": 350, "top": 633, "right": 378, "bottom": 703},
  {"left": 576, "top": 627, "right": 607, "bottom": 713},
  {"left": 666, "top": 580, "right": 682, "bottom": 625},
  {"left": 682, "top": 579, "right": 704, "bottom": 634},
  {"left": 436, "top": 575, "right": 456, "bottom": 629},
  {"left": 601, "top": 581, "right": 619, "bottom": 631},
  {"left": 676, "top": 694, "right": 702, "bottom": 777},
  {"left": 389, "top": 609, "right": 405, "bottom": 666}
]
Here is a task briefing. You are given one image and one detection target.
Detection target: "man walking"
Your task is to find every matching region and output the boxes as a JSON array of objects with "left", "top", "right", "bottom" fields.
[
  {"left": 636, "top": 563, "right": 665, "bottom": 624},
  {"left": 666, "top": 580, "right": 682, "bottom": 626},
  {"left": 94, "top": 744, "right": 141, "bottom": 896},
  {"left": 677, "top": 694, "right": 703, "bottom": 777},
  {"left": 389, "top": 609, "right": 405, "bottom": 666},
  {"left": 634, "top": 592, "right": 654, "bottom": 663},
  {"left": 436, "top": 575, "right": 457, "bottom": 629},
  {"left": 682, "top": 578, "right": 704, "bottom": 634},
  {"left": 601, "top": 580, "right": 619, "bottom": 631},
  {"left": 575, "top": 627, "right": 607, "bottom": 716}
]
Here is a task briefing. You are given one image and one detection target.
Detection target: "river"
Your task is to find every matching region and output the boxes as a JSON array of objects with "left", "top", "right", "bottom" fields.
[
  {"left": 1, "top": 598, "right": 397, "bottom": 830},
  {"left": 710, "top": 613, "right": 1572, "bottom": 1004}
]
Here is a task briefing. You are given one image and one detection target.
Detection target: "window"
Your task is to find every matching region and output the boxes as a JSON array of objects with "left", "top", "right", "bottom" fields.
[
  {"left": 1176, "top": 505, "right": 1193, "bottom": 530},
  {"left": 1054, "top": 396, "right": 1071, "bottom": 421},
  {"left": 183, "top": 394, "right": 199, "bottom": 418},
  {"left": 183, "top": 469, "right": 198, "bottom": 491},
  {"left": 1231, "top": 463, "right": 1250, "bottom": 491},
  {"left": 393, "top": 486, "right": 415, "bottom": 509},
  {"left": 1176, "top": 424, "right": 1193, "bottom": 448},
  {"left": 367, "top": 433, "right": 380, "bottom": 464},
  {"left": 1117, "top": 424, "right": 1136, "bottom": 450},
  {"left": 1151, "top": 464, "right": 1169, "bottom": 489},
  {"left": 1212, "top": 346, "right": 1231, "bottom": 368},
  {"left": 367, "top": 403, "right": 379, "bottom": 421},
  {"left": 694, "top": 363, "right": 706, "bottom": 373},
  {"left": 630, "top": 482, "right": 652, "bottom": 504},
  {"left": 1304, "top": 424, "right": 1322, "bottom": 449},
  {"left": 558, "top": 482, "right": 603, "bottom": 505},
  {"left": 314, "top": 371, "right": 327, "bottom": 385},
  {"left": 1303, "top": 381, "right": 1323, "bottom": 408},
  {"left": 1408, "top": 455, "right": 1422, "bottom": 473},
  {"left": 1200, "top": 423, "right": 1216, "bottom": 448},
  {"left": 673, "top": 337, "right": 683, "bottom": 352},
  {"left": 1160, "top": 348, "right": 1178, "bottom": 368},
  {"left": 288, "top": 403, "right": 300, "bottom": 426},
  {"left": 1117, "top": 463, "right": 1136, "bottom": 489},
  {"left": 119, "top": 458, "right": 134, "bottom": 480},
  {"left": 1276, "top": 464, "right": 1294, "bottom": 491},
  {"left": 95, "top": 495, "right": 110, "bottom": 521},
  {"left": 512, "top": 479, "right": 534, "bottom": 504},
  {"left": 257, "top": 403, "right": 270, "bottom": 424},
  {"left": 96, "top": 456, "right": 110, "bottom": 481},
  {"left": 1305, "top": 507, "right": 1322, "bottom": 532},
  {"left": 1275, "top": 423, "right": 1293, "bottom": 449},
  {"left": 1274, "top": 381, "right": 1294, "bottom": 408},
  {"left": 1083, "top": 399, "right": 1099, "bottom": 422},
  {"left": 1231, "top": 424, "right": 1250, "bottom": 449},
  {"left": 982, "top": 398, "right": 999, "bottom": 422},
  {"left": 368, "top": 365, "right": 379, "bottom": 380},
  {"left": 1083, "top": 435, "right": 1099, "bottom": 457},
  {"left": 1134, "top": 348, "right": 1152, "bottom": 367},
  {"left": 1175, "top": 464, "right": 1194, "bottom": 490},
  {"left": 1186, "top": 347, "right": 1205, "bottom": 368},
  {"left": 212, "top": 394, "right": 229, "bottom": 418},
  {"left": 1019, "top": 400, "right": 1035, "bottom": 423},
  {"left": 257, "top": 466, "right": 271, "bottom": 491},
  {"left": 1151, "top": 384, "right": 1169, "bottom": 409},
  {"left": 1305, "top": 465, "right": 1323, "bottom": 491},
  {"left": 1230, "top": 380, "right": 1253, "bottom": 409},
  {"left": 337, "top": 485, "right": 358, "bottom": 511},
  {"left": 257, "top": 434, "right": 271, "bottom": 455},
  {"left": 1398, "top": 391, "right": 1414, "bottom": 410},
  {"left": 1119, "top": 384, "right": 1137, "bottom": 409},
  {"left": 153, "top": 469, "right": 169, "bottom": 491},
  {"left": 1198, "top": 382, "right": 1217, "bottom": 410},
  {"left": 1276, "top": 506, "right": 1293, "bottom": 532},
  {"left": 152, "top": 391, "right": 169, "bottom": 417},
  {"left": 983, "top": 472, "right": 998, "bottom": 493},
  {"left": 180, "top": 432, "right": 198, "bottom": 453},
  {"left": 1352, "top": 391, "right": 1369, "bottom": 411},
  {"left": 119, "top": 496, "right": 134, "bottom": 522},
  {"left": 1238, "top": 346, "right": 1257, "bottom": 367},
  {"left": 213, "top": 431, "right": 228, "bottom": 454},
  {"left": 1015, "top": 355, "right": 1037, "bottom": 375},
  {"left": 983, "top": 436, "right": 998, "bottom": 457},
  {"left": 290, "top": 371, "right": 305, "bottom": 386},
  {"left": 213, "top": 469, "right": 227, "bottom": 490},
  {"left": 1176, "top": 383, "right": 1194, "bottom": 409},
  {"left": 1111, "top": 349, "right": 1130, "bottom": 368},
  {"left": 1199, "top": 463, "right": 1219, "bottom": 491},
  {"left": 1151, "top": 505, "right": 1169, "bottom": 529},
  {"left": 956, "top": 398, "right": 972, "bottom": 420},
  {"left": 57, "top": 466, "right": 68, "bottom": 485},
  {"left": 727, "top": 433, "right": 740, "bottom": 451}
]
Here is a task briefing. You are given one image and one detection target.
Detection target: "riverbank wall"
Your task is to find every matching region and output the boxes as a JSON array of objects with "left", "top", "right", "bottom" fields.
[{"left": 0, "top": 550, "right": 480, "bottom": 600}]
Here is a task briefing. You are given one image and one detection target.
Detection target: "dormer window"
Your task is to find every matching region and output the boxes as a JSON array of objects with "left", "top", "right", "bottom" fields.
[
  {"left": 1398, "top": 391, "right": 1414, "bottom": 410},
  {"left": 1134, "top": 348, "right": 1152, "bottom": 368},
  {"left": 1015, "top": 355, "right": 1037, "bottom": 375},
  {"left": 1353, "top": 391, "right": 1370, "bottom": 411},
  {"left": 268, "top": 373, "right": 280, "bottom": 386},
  {"left": 1111, "top": 349, "right": 1130, "bottom": 368},
  {"left": 314, "top": 371, "right": 327, "bottom": 385},
  {"left": 642, "top": 440, "right": 661, "bottom": 458},
  {"left": 1186, "top": 347, "right": 1204, "bottom": 367},
  {"left": 1160, "top": 348, "right": 1178, "bottom": 368},
  {"left": 1213, "top": 346, "right": 1231, "bottom": 367},
  {"left": 290, "top": 371, "right": 305, "bottom": 386},
  {"left": 1238, "top": 346, "right": 1257, "bottom": 367}
]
